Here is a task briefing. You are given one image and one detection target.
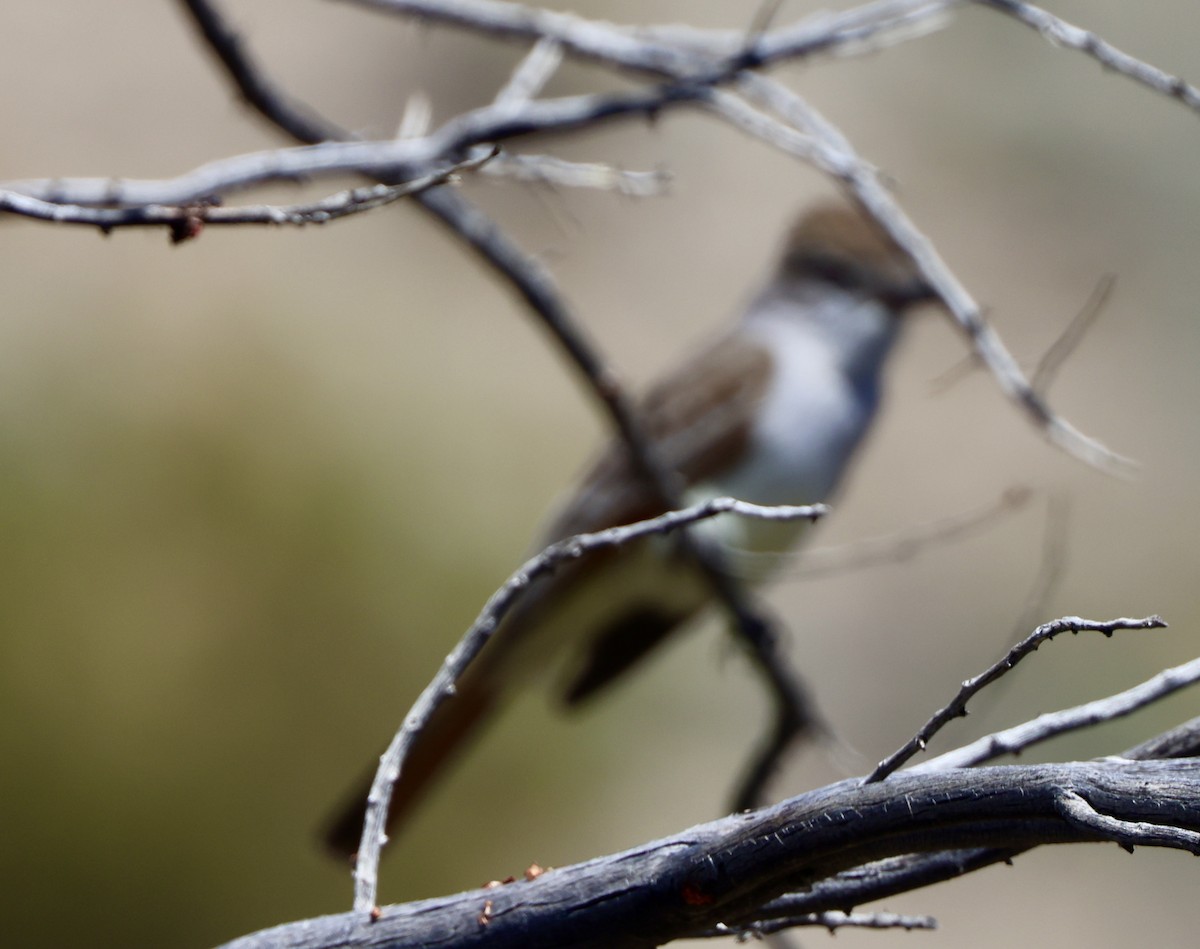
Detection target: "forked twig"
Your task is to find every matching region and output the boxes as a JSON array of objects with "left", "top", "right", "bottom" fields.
[
  {"left": 867, "top": 615, "right": 1168, "bottom": 782},
  {"left": 915, "top": 654, "right": 1200, "bottom": 772}
]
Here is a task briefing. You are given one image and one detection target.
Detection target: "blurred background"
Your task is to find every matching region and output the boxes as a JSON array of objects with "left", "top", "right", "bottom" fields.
[{"left": 1, "top": 1, "right": 1198, "bottom": 946}]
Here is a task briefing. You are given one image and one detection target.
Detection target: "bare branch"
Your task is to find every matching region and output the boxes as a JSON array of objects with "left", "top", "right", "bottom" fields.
[
  {"left": 344, "top": 0, "right": 959, "bottom": 73},
  {"left": 482, "top": 153, "right": 671, "bottom": 196},
  {"left": 866, "top": 615, "right": 1168, "bottom": 782},
  {"left": 494, "top": 36, "right": 564, "bottom": 104},
  {"left": 1055, "top": 788, "right": 1200, "bottom": 852},
  {"left": 181, "top": 0, "right": 347, "bottom": 144},
  {"left": 411, "top": 186, "right": 822, "bottom": 856},
  {"left": 1032, "top": 273, "right": 1115, "bottom": 395},
  {"left": 169, "top": 2, "right": 824, "bottom": 919},
  {"left": 703, "top": 909, "right": 938, "bottom": 939},
  {"left": 221, "top": 646, "right": 1200, "bottom": 946},
  {"left": 917, "top": 654, "right": 1200, "bottom": 772},
  {"left": 779, "top": 716, "right": 1200, "bottom": 922},
  {"left": 720, "top": 73, "right": 1134, "bottom": 473},
  {"left": 8, "top": 0, "right": 1116, "bottom": 476},
  {"left": 350, "top": 0, "right": 1200, "bottom": 121},
  {"left": 167, "top": 0, "right": 1179, "bottom": 918},
  {"left": 350, "top": 497, "right": 825, "bottom": 914},
  {"left": 977, "top": 0, "right": 1200, "bottom": 115},
  {"left": 216, "top": 756, "right": 1200, "bottom": 949},
  {"left": 1, "top": 83, "right": 702, "bottom": 209},
  {"left": 851, "top": 188, "right": 1133, "bottom": 474},
  {"left": 0, "top": 153, "right": 493, "bottom": 238},
  {"left": 785, "top": 486, "right": 1031, "bottom": 580}
]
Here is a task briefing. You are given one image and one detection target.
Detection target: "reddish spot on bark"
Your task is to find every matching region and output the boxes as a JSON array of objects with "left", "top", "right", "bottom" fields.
[{"left": 681, "top": 882, "right": 714, "bottom": 906}]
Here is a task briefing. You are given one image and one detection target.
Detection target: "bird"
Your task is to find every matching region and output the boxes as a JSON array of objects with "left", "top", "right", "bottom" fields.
[{"left": 323, "top": 201, "right": 936, "bottom": 858}]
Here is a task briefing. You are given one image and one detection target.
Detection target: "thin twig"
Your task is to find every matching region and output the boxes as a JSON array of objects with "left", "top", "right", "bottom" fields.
[
  {"left": 2, "top": 83, "right": 704, "bottom": 209},
  {"left": 39, "top": 0, "right": 1128, "bottom": 477},
  {"left": 339, "top": 0, "right": 955, "bottom": 75},
  {"left": 915, "top": 653, "right": 1200, "bottom": 772},
  {"left": 482, "top": 153, "right": 671, "bottom": 195},
  {"left": 866, "top": 615, "right": 1168, "bottom": 782},
  {"left": 745, "top": 0, "right": 787, "bottom": 46},
  {"left": 414, "top": 184, "right": 822, "bottom": 833},
  {"left": 719, "top": 74, "right": 1132, "bottom": 474},
  {"left": 1005, "top": 490, "right": 1069, "bottom": 644},
  {"left": 329, "top": 0, "right": 1162, "bottom": 474},
  {"left": 0, "top": 154, "right": 493, "bottom": 238},
  {"left": 397, "top": 91, "right": 433, "bottom": 139},
  {"left": 977, "top": 0, "right": 1200, "bottom": 115},
  {"left": 495, "top": 36, "right": 564, "bottom": 104},
  {"left": 175, "top": 1, "right": 819, "bottom": 914},
  {"left": 181, "top": 0, "right": 346, "bottom": 143},
  {"left": 781, "top": 486, "right": 1032, "bottom": 580},
  {"left": 1032, "top": 273, "right": 1115, "bottom": 395},
  {"left": 352, "top": 497, "right": 825, "bottom": 913},
  {"left": 705, "top": 909, "right": 938, "bottom": 938}
]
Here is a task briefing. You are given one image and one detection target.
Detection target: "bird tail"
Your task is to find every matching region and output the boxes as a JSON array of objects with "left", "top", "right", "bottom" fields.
[{"left": 321, "top": 672, "right": 497, "bottom": 861}]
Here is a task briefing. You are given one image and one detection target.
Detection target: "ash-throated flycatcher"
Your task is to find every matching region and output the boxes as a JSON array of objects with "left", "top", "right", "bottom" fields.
[{"left": 324, "top": 202, "right": 935, "bottom": 857}]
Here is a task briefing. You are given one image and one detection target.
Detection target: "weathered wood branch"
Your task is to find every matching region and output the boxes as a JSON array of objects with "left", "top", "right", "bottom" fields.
[{"left": 217, "top": 755, "right": 1200, "bottom": 949}]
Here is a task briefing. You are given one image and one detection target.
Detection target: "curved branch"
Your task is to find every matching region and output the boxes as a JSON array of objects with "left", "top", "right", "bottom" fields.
[{"left": 347, "top": 497, "right": 825, "bottom": 913}]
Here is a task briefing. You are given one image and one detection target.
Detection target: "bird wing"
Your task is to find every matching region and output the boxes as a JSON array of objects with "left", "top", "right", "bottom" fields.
[
  {"left": 542, "top": 332, "right": 774, "bottom": 540},
  {"left": 322, "top": 334, "right": 775, "bottom": 858},
  {"left": 532, "top": 332, "right": 775, "bottom": 703}
]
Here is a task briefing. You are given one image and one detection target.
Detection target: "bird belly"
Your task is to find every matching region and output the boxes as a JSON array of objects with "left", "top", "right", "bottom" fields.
[{"left": 688, "top": 322, "right": 875, "bottom": 581}]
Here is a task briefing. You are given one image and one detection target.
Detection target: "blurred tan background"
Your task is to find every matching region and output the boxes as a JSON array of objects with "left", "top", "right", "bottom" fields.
[{"left": 1, "top": 1, "right": 1198, "bottom": 946}]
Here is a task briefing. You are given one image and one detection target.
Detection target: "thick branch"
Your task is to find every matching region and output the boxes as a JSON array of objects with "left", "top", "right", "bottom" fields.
[{"left": 215, "top": 758, "right": 1200, "bottom": 949}]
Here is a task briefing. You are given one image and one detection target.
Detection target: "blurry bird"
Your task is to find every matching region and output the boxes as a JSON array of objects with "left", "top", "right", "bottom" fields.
[{"left": 324, "top": 201, "right": 935, "bottom": 858}]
